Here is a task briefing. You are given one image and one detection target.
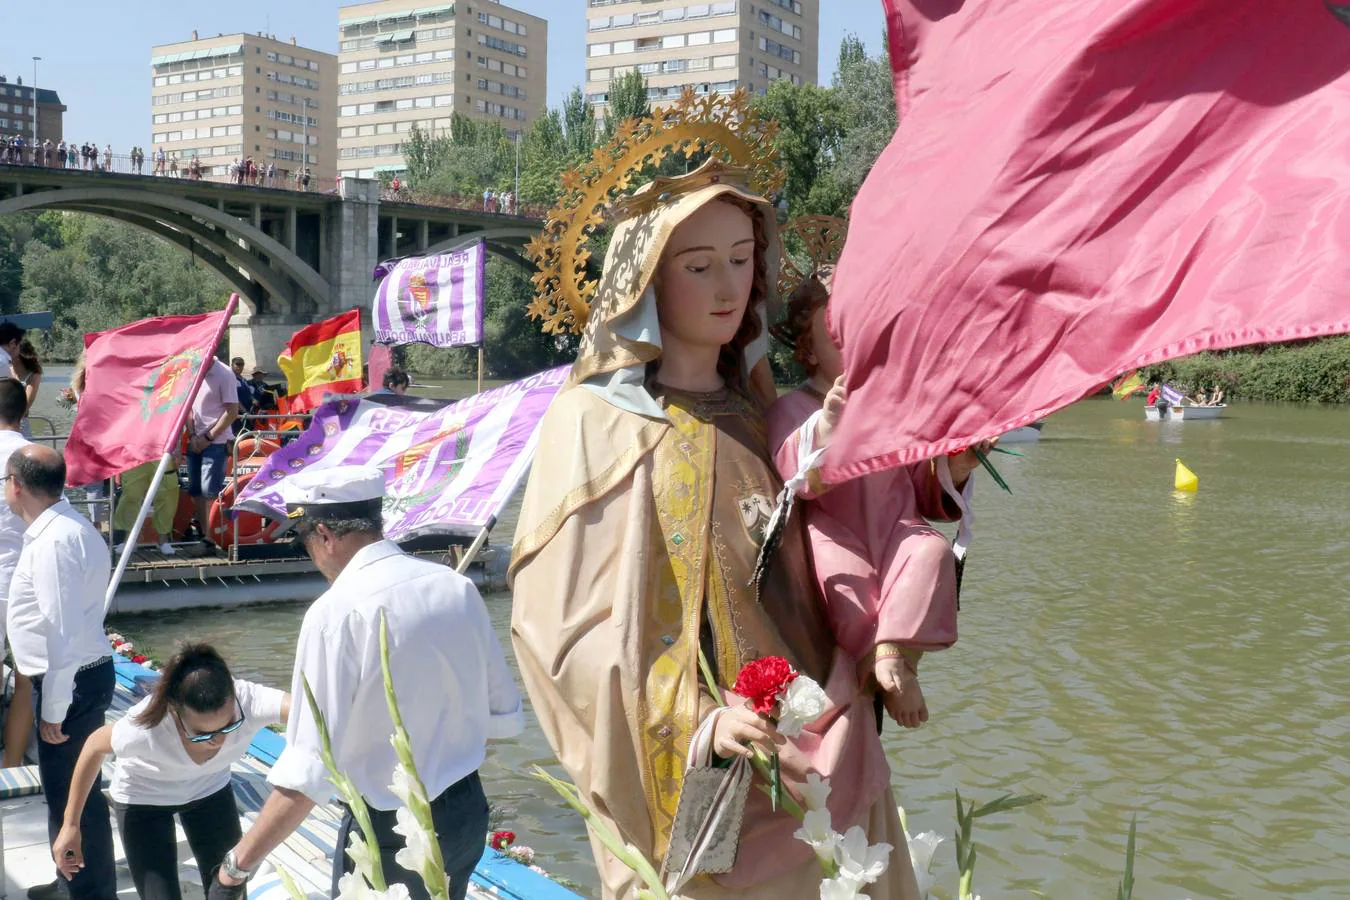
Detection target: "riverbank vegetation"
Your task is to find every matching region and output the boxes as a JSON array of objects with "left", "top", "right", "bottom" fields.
[{"left": 1146, "top": 338, "right": 1350, "bottom": 404}]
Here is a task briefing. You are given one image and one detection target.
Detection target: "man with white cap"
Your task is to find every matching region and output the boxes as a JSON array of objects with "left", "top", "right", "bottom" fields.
[{"left": 211, "top": 464, "right": 523, "bottom": 900}]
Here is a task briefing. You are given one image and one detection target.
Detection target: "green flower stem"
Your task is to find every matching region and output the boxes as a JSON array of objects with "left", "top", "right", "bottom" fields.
[
  {"left": 301, "top": 675, "right": 387, "bottom": 891},
  {"left": 379, "top": 611, "right": 452, "bottom": 900},
  {"left": 531, "top": 766, "right": 671, "bottom": 900},
  {"left": 276, "top": 867, "right": 309, "bottom": 900}
]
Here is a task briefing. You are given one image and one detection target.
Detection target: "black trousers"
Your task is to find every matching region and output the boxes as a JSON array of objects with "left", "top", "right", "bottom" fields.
[
  {"left": 114, "top": 783, "right": 242, "bottom": 900},
  {"left": 35, "top": 659, "right": 116, "bottom": 900},
  {"left": 332, "top": 770, "right": 489, "bottom": 900}
]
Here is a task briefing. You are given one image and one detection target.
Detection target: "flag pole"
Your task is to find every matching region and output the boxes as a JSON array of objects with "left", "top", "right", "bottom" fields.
[
  {"left": 105, "top": 451, "right": 174, "bottom": 610},
  {"left": 476, "top": 344, "right": 484, "bottom": 395},
  {"left": 455, "top": 515, "right": 495, "bottom": 575},
  {"left": 104, "top": 293, "right": 240, "bottom": 609},
  {"left": 452, "top": 440, "right": 537, "bottom": 576}
]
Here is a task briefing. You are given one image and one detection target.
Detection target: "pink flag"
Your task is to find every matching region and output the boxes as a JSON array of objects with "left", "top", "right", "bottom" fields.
[{"left": 823, "top": 0, "right": 1350, "bottom": 483}]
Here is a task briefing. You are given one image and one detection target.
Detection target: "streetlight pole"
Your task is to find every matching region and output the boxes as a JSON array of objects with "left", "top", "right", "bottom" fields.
[{"left": 31, "top": 56, "right": 41, "bottom": 148}]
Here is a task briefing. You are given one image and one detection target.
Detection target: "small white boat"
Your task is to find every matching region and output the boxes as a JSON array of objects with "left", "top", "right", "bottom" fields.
[
  {"left": 1000, "top": 421, "right": 1045, "bottom": 443},
  {"left": 1145, "top": 404, "right": 1227, "bottom": 422}
]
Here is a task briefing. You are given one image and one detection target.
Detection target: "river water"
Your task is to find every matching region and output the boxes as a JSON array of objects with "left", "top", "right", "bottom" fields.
[{"left": 97, "top": 389, "right": 1350, "bottom": 899}]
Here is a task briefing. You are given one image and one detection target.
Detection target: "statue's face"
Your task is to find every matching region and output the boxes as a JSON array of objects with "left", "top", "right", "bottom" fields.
[{"left": 655, "top": 199, "right": 756, "bottom": 358}]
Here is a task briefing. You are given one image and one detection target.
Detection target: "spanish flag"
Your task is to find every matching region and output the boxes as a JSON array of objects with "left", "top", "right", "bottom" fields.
[
  {"left": 277, "top": 309, "right": 364, "bottom": 412},
  {"left": 1111, "top": 370, "right": 1146, "bottom": 401}
]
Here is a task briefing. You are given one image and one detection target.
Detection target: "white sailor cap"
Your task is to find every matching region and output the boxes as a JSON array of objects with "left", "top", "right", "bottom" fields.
[{"left": 283, "top": 464, "right": 385, "bottom": 521}]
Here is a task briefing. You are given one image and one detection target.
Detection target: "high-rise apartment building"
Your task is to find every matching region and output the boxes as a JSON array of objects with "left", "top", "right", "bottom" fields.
[
  {"left": 584, "top": 0, "right": 818, "bottom": 111},
  {"left": 336, "top": 0, "right": 547, "bottom": 179},
  {"left": 0, "top": 76, "right": 66, "bottom": 144},
  {"left": 150, "top": 32, "right": 338, "bottom": 184}
]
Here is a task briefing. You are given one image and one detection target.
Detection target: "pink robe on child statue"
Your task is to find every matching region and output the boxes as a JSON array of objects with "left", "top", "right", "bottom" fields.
[{"left": 768, "top": 387, "right": 961, "bottom": 662}]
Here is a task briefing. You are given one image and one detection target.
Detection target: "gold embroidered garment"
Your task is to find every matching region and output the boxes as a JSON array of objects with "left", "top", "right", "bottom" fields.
[{"left": 510, "top": 386, "right": 912, "bottom": 898}]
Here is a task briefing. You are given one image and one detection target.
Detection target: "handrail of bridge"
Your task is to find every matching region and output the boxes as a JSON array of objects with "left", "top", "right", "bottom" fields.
[{"left": 2, "top": 153, "right": 547, "bottom": 220}]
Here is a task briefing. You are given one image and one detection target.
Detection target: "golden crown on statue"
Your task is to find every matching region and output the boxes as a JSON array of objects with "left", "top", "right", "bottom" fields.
[{"left": 525, "top": 87, "right": 786, "bottom": 336}]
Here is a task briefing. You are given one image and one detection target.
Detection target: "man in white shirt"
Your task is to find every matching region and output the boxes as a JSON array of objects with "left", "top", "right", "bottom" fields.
[
  {"left": 5, "top": 445, "right": 115, "bottom": 900},
  {"left": 213, "top": 465, "right": 523, "bottom": 900},
  {"left": 0, "top": 378, "right": 34, "bottom": 767},
  {"left": 187, "top": 356, "right": 240, "bottom": 552}
]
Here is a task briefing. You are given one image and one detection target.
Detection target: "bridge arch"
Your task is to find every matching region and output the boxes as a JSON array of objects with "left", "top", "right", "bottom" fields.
[
  {"left": 423, "top": 226, "right": 536, "bottom": 275},
  {"left": 0, "top": 186, "right": 331, "bottom": 312}
]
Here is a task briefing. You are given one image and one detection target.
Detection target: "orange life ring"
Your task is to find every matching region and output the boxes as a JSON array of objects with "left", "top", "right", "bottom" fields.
[
  {"left": 207, "top": 472, "right": 282, "bottom": 549},
  {"left": 234, "top": 436, "right": 281, "bottom": 462}
]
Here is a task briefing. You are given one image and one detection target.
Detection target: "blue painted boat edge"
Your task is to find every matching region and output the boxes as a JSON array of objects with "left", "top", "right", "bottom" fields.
[{"left": 112, "top": 658, "right": 582, "bottom": 899}]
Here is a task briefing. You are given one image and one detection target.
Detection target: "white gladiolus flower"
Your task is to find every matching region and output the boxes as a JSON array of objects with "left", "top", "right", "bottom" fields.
[
  {"left": 833, "top": 826, "right": 892, "bottom": 886},
  {"left": 819, "top": 876, "right": 869, "bottom": 900},
  {"left": 392, "top": 805, "right": 440, "bottom": 882},
  {"left": 345, "top": 833, "right": 378, "bottom": 881},
  {"left": 907, "top": 831, "right": 943, "bottom": 898},
  {"left": 793, "top": 808, "right": 841, "bottom": 863},
  {"left": 777, "top": 675, "right": 830, "bottom": 737},
  {"left": 800, "top": 772, "right": 832, "bottom": 811},
  {"left": 389, "top": 763, "right": 424, "bottom": 809}
]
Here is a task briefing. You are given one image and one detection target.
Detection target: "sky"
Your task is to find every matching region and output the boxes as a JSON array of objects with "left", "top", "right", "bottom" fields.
[{"left": 0, "top": 0, "right": 887, "bottom": 151}]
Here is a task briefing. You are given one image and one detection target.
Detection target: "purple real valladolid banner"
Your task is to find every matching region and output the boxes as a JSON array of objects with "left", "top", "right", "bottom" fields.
[
  {"left": 234, "top": 366, "right": 568, "bottom": 539},
  {"left": 372, "top": 240, "right": 487, "bottom": 348}
]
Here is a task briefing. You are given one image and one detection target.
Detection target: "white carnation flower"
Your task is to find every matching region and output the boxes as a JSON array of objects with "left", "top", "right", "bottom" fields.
[
  {"left": 800, "top": 772, "right": 832, "bottom": 811},
  {"left": 833, "top": 826, "right": 891, "bottom": 886},
  {"left": 793, "top": 808, "right": 841, "bottom": 863},
  {"left": 777, "top": 675, "right": 830, "bottom": 737}
]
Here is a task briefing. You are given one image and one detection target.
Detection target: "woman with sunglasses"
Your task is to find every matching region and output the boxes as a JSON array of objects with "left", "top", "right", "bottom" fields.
[{"left": 50, "top": 643, "right": 290, "bottom": 900}]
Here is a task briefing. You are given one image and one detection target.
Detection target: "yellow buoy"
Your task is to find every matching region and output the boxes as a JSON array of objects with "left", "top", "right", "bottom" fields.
[{"left": 1174, "top": 458, "right": 1199, "bottom": 492}]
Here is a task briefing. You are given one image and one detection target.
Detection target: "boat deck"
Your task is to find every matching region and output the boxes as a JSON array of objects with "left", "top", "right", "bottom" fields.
[{"left": 0, "top": 659, "right": 577, "bottom": 899}]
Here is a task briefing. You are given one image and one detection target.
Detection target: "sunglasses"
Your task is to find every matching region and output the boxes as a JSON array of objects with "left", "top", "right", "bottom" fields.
[{"left": 175, "top": 698, "right": 246, "bottom": 743}]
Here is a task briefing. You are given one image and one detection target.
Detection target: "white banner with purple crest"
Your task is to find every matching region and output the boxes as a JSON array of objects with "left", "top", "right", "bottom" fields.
[
  {"left": 234, "top": 367, "right": 567, "bottom": 539},
  {"left": 372, "top": 241, "right": 486, "bottom": 348}
]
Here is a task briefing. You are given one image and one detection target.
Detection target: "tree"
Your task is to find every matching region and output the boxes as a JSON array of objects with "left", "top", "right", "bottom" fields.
[
  {"left": 603, "top": 70, "right": 651, "bottom": 136},
  {"left": 561, "top": 86, "right": 599, "bottom": 161},
  {"left": 830, "top": 34, "right": 898, "bottom": 197},
  {"left": 751, "top": 80, "right": 847, "bottom": 216}
]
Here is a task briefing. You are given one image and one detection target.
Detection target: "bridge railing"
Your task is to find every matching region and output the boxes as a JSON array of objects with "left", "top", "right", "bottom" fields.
[
  {"left": 3, "top": 150, "right": 325, "bottom": 191},
  {"left": 4, "top": 150, "right": 548, "bottom": 217}
]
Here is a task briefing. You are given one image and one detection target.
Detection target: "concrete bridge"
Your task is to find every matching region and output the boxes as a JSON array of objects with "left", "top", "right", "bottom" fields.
[{"left": 0, "top": 164, "right": 542, "bottom": 365}]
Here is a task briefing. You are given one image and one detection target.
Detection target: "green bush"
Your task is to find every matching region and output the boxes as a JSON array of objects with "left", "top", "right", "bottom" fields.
[{"left": 1145, "top": 337, "right": 1350, "bottom": 403}]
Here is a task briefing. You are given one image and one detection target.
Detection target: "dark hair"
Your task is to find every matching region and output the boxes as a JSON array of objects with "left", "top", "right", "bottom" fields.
[
  {"left": 382, "top": 369, "right": 410, "bottom": 390},
  {"left": 0, "top": 323, "right": 24, "bottom": 347},
  {"left": 15, "top": 339, "right": 41, "bottom": 376},
  {"left": 134, "top": 642, "right": 235, "bottom": 728},
  {"left": 0, "top": 378, "right": 26, "bottom": 425},
  {"left": 231, "top": 357, "right": 245, "bottom": 367},
  {"left": 10, "top": 448, "right": 64, "bottom": 499},
  {"left": 779, "top": 265, "right": 835, "bottom": 376},
  {"left": 294, "top": 508, "right": 384, "bottom": 544}
]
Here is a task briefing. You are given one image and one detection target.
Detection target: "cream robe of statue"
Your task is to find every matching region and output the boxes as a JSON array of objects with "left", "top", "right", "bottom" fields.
[{"left": 510, "top": 163, "right": 920, "bottom": 900}]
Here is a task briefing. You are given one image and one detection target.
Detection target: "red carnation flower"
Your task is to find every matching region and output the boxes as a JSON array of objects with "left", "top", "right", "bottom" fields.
[
  {"left": 490, "top": 830, "right": 516, "bottom": 850},
  {"left": 732, "top": 656, "right": 798, "bottom": 715},
  {"left": 132, "top": 655, "right": 148, "bottom": 664}
]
